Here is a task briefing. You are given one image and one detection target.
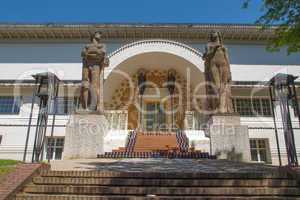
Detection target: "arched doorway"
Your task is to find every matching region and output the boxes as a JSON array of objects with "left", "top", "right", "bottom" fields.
[{"left": 104, "top": 39, "right": 206, "bottom": 132}]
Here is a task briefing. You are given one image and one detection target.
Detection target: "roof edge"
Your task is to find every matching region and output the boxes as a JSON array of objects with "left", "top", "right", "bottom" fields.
[{"left": 0, "top": 23, "right": 277, "bottom": 41}]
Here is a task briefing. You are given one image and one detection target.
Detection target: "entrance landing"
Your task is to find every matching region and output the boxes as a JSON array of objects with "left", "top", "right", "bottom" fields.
[{"left": 51, "top": 158, "right": 279, "bottom": 174}]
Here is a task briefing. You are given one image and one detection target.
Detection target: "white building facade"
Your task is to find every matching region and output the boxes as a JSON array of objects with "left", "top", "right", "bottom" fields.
[{"left": 0, "top": 24, "right": 299, "bottom": 165}]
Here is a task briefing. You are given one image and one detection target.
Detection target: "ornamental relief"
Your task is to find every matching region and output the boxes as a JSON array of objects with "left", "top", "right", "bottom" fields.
[{"left": 104, "top": 69, "right": 196, "bottom": 129}]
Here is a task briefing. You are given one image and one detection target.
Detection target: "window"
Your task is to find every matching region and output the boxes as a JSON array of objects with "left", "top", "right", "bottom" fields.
[
  {"left": 0, "top": 135, "right": 2, "bottom": 145},
  {"left": 235, "top": 98, "right": 253, "bottom": 116},
  {"left": 252, "top": 99, "right": 262, "bottom": 115},
  {"left": 261, "top": 99, "right": 272, "bottom": 116},
  {"left": 0, "top": 96, "right": 21, "bottom": 114},
  {"left": 45, "top": 137, "right": 64, "bottom": 160},
  {"left": 250, "top": 139, "right": 269, "bottom": 163},
  {"left": 232, "top": 98, "right": 272, "bottom": 117},
  {"left": 49, "top": 97, "right": 78, "bottom": 115}
]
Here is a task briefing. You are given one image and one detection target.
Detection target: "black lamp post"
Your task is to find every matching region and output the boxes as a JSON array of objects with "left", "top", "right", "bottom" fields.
[
  {"left": 23, "top": 72, "right": 60, "bottom": 163},
  {"left": 268, "top": 73, "right": 299, "bottom": 167}
]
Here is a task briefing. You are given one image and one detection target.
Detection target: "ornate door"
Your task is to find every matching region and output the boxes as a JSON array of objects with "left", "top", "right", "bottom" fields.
[{"left": 143, "top": 102, "right": 166, "bottom": 131}]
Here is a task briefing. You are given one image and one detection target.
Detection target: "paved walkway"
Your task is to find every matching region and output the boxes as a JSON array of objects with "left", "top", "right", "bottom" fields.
[{"left": 51, "top": 159, "right": 280, "bottom": 174}]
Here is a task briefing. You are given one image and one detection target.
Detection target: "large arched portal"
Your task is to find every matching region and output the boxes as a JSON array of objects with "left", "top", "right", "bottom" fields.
[{"left": 104, "top": 39, "right": 206, "bottom": 131}]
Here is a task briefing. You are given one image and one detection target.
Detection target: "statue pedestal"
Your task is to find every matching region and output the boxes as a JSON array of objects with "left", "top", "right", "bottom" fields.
[
  {"left": 63, "top": 114, "right": 109, "bottom": 159},
  {"left": 208, "top": 114, "right": 251, "bottom": 162}
]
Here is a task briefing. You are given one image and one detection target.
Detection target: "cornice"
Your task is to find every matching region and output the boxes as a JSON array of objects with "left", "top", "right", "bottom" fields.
[{"left": 0, "top": 23, "right": 276, "bottom": 41}]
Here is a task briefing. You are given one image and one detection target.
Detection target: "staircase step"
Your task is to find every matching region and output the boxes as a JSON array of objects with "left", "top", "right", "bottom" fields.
[
  {"left": 16, "top": 194, "right": 300, "bottom": 200},
  {"left": 32, "top": 177, "right": 298, "bottom": 187},
  {"left": 112, "top": 132, "right": 189, "bottom": 157},
  {"left": 16, "top": 162, "right": 300, "bottom": 199},
  {"left": 98, "top": 152, "right": 212, "bottom": 159},
  {"left": 133, "top": 133, "right": 178, "bottom": 152},
  {"left": 40, "top": 171, "right": 290, "bottom": 179},
  {"left": 22, "top": 185, "right": 300, "bottom": 196}
]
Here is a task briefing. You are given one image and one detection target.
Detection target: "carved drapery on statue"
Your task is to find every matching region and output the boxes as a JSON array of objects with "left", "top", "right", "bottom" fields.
[
  {"left": 79, "top": 31, "right": 109, "bottom": 113},
  {"left": 203, "top": 31, "right": 233, "bottom": 114}
]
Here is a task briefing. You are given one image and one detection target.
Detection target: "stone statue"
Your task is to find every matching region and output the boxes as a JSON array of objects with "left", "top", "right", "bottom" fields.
[
  {"left": 80, "top": 31, "right": 109, "bottom": 113},
  {"left": 203, "top": 31, "right": 233, "bottom": 114}
]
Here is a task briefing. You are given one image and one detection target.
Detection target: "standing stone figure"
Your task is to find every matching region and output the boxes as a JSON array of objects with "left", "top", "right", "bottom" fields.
[
  {"left": 80, "top": 31, "right": 109, "bottom": 112},
  {"left": 203, "top": 31, "right": 233, "bottom": 114}
]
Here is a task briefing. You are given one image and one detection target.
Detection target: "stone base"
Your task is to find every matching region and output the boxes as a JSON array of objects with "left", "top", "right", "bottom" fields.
[
  {"left": 209, "top": 114, "right": 251, "bottom": 162},
  {"left": 75, "top": 109, "right": 104, "bottom": 115},
  {"left": 63, "top": 114, "right": 109, "bottom": 160}
]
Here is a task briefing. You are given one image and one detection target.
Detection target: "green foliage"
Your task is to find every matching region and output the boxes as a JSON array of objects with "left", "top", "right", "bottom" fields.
[{"left": 244, "top": 0, "right": 300, "bottom": 54}]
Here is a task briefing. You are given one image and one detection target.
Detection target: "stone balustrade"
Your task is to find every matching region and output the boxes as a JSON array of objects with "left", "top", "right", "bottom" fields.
[{"left": 104, "top": 110, "right": 128, "bottom": 130}]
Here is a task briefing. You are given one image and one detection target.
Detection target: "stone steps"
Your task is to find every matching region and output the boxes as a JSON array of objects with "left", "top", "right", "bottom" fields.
[
  {"left": 21, "top": 185, "right": 300, "bottom": 196},
  {"left": 32, "top": 177, "right": 298, "bottom": 187},
  {"left": 38, "top": 171, "right": 291, "bottom": 179},
  {"left": 105, "top": 131, "right": 191, "bottom": 158},
  {"left": 97, "top": 151, "right": 212, "bottom": 159},
  {"left": 16, "top": 194, "right": 300, "bottom": 200},
  {"left": 17, "top": 166, "right": 300, "bottom": 199},
  {"left": 133, "top": 133, "right": 178, "bottom": 152}
]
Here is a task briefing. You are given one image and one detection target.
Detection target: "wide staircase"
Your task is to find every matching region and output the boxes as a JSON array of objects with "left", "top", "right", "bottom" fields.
[
  {"left": 98, "top": 131, "right": 212, "bottom": 159},
  {"left": 16, "top": 167, "right": 300, "bottom": 199}
]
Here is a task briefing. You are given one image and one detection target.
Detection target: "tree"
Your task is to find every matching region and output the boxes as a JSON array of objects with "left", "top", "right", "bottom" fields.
[{"left": 244, "top": 0, "right": 300, "bottom": 54}]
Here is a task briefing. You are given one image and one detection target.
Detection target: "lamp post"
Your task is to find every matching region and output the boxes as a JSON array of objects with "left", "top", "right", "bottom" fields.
[
  {"left": 23, "top": 72, "right": 60, "bottom": 163},
  {"left": 268, "top": 73, "right": 299, "bottom": 167}
]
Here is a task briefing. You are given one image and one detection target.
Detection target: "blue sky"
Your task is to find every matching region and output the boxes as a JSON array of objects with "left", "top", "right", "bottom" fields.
[{"left": 0, "top": 0, "right": 263, "bottom": 24}]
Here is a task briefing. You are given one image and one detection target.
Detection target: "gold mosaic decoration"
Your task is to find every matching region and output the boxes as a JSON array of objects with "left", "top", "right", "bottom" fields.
[{"left": 104, "top": 69, "right": 196, "bottom": 129}]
